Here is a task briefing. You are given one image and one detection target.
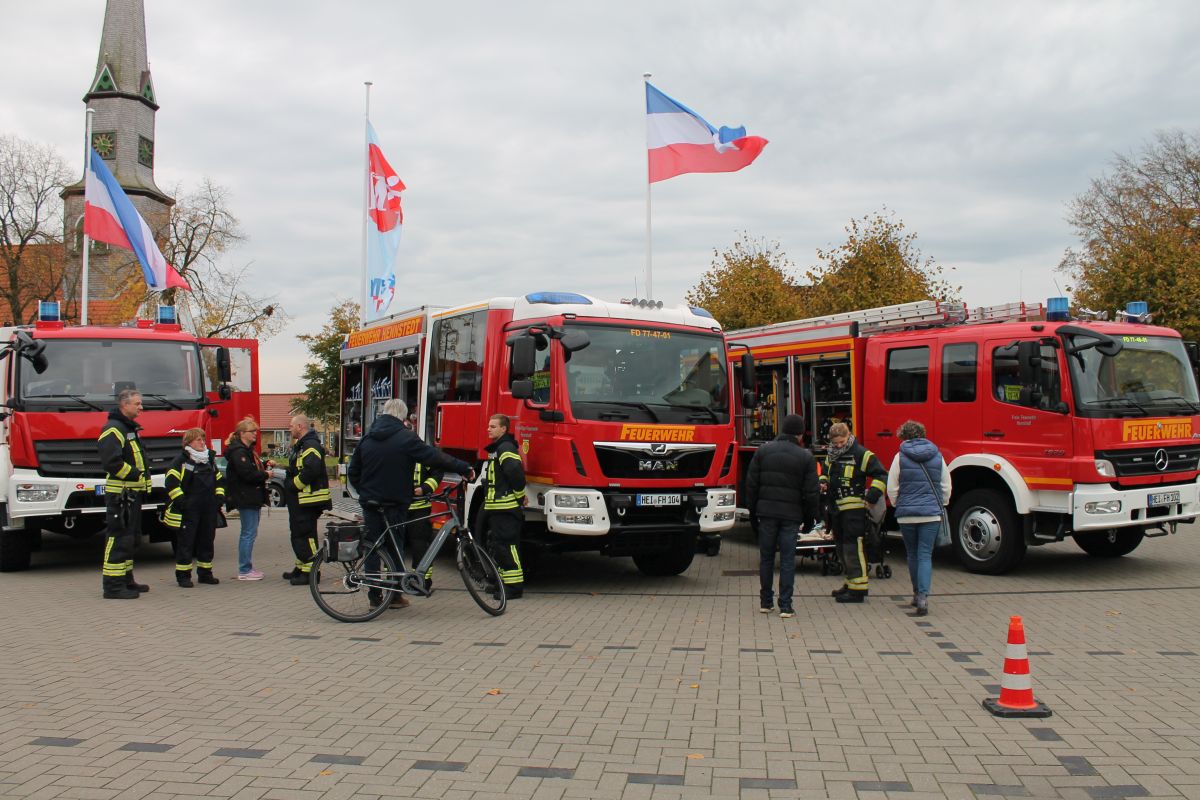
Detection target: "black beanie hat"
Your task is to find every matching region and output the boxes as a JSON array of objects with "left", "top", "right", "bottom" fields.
[{"left": 781, "top": 414, "right": 804, "bottom": 436}]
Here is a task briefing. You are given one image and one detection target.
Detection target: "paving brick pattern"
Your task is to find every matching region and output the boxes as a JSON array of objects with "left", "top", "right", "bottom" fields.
[{"left": 1, "top": 511, "right": 1198, "bottom": 798}]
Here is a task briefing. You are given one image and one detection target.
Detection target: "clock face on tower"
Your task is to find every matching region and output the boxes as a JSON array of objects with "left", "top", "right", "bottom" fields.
[
  {"left": 92, "top": 132, "right": 116, "bottom": 159},
  {"left": 138, "top": 136, "right": 154, "bottom": 168}
]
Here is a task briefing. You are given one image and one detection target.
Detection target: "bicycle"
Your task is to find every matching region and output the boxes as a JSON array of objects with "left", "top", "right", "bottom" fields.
[{"left": 309, "top": 481, "right": 506, "bottom": 622}]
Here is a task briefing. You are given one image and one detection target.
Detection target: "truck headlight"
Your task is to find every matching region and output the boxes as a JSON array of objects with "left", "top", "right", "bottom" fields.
[
  {"left": 1084, "top": 500, "right": 1122, "bottom": 514},
  {"left": 1094, "top": 459, "right": 1116, "bottom": 478},
  {"left": 715, "top": 492, "right": 735, "bottom": 507},
  {"left": 16, "top": 484, "right": 59, "bottom": 503},
  {"left": 714, "top": 511, "right": 735, "bottom": 521},
  {"left": 554, "top": 493, "right": 590, "bottom": 509}
]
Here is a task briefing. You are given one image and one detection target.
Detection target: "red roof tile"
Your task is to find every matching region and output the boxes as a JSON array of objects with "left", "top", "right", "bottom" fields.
[{"left": 259, "top": 393, "right": 305, "bottom": 430}]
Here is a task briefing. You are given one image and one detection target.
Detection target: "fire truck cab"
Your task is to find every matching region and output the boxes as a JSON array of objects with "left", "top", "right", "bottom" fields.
[
  {"left": 339, "top": 292, "right": 745, "bottom": 576},
  {"left": 729, "top": 299, "right": 1200, "bottom": 574},
  {"left": 0, "top": 302, "right": 259, "bottom": 572}
]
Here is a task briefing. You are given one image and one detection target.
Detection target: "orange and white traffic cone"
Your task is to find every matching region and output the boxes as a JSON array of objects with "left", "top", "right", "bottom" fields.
[{"left": 982, "top": 615, "right": 1052, "bottom": 718}]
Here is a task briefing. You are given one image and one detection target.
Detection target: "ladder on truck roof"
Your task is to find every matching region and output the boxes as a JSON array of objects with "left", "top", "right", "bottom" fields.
[{"left": 729, "top": 299, "right": 1044, "bottom": 341}]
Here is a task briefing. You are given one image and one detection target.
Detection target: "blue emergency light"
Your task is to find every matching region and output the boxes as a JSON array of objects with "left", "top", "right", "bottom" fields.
[
  {"left": 1046, "top": 297, "right": 1070, "bottom": 322},
  {"left": 689, "top": 306, "right": 714, "bottom": 319},
  {"left": 38, "top": 301, "right": 61, "bottom": 322},
  {"left": 1125, "top": 301, "right": 1149, "bottom": 322},
  {"left": 525, "top": 292, "right": 592, "bottom": 305},
  {"left": 156, "top": 305, "right": 177, "bottom": 325}
]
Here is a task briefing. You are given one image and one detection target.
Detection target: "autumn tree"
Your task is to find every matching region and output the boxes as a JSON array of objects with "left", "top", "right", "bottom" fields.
[
  {"left": 1058, "top": 130, "right": 1200, "bottom": 339},
  {"left": 294, "top": 299, "right": 360, "bottom": 428},
  {"left": 148, "top": 179, "right": 286, "bottom": 340},
  {"left": 0, "top": 134, "right": 73, "bottom": 325},
  {"left": 686, "top": 233, "right": 805, "bottom": 329},
  {"left": 802, "top": 209, "right": 959, "bottom": 317}
]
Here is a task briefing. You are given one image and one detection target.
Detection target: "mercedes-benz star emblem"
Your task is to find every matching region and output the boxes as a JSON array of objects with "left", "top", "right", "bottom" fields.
[{"left": 1154, "top": 448, "right": 1169, "bottom": 471}]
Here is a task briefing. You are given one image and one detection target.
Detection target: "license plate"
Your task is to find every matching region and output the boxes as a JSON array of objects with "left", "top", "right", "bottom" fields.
[
  {"left": 1148, "top": 491, "right": 1180, "bottom": 507},
  {"left": 95, "top": 484, "right": 105, "bottom": 497},
  {"left": 636, "top": 493, "right": 681, "bottom": 507}
]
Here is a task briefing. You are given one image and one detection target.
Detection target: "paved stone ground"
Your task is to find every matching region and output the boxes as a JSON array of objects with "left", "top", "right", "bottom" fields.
[{"left": 1, "top": 507, "right": 1198, "bottom": 799}]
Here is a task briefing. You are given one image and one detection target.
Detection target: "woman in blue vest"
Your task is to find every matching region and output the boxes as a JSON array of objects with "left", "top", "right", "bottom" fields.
[{"left": 885, "top": 420, "right": 951, "bottom": 616}]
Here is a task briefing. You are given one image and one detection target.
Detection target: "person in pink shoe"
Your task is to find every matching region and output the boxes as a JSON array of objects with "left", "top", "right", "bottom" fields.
[{"left": 224, "top": 418, "right": 270, "bottom": 581}]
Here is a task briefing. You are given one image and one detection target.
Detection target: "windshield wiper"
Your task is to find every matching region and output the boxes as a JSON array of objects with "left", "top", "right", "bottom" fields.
[
  {"left": 576, "top": 400, "right": 660, "bottom": 423},
  {"left": 1149, "top": 394, "right": 1200, "bottom": 414},
  {"left": 660, "top": 402, "right": 719, "bottom": 423},
  {"left": 1086, "top": 397, "right": 1150, "bottom": 416},
  {"left": 23, "top": 393, "right": 104, "bottom": 411},
  {"left": 139, "top": 392, "right": 184, "bottom": 410}
]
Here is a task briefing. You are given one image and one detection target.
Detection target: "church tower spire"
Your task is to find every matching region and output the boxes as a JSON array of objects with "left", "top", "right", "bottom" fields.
[{"left": 62, "top": 0, "right": 174, "bottom": 323}]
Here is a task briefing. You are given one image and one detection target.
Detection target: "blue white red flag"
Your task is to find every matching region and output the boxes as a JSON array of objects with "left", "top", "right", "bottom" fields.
[
  {"left": 645, "top": 82, "right": 768, "bottom": 183},
  {"left": 365, "top": 122, "right": 404, "bottom": 321},
  {"left": 84, "top": 149, "right": 190, "bottom": 291}
]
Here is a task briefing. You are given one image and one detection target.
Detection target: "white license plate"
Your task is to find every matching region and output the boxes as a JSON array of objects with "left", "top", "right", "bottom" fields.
[
  {"left": 637, "top": 493, "right": 681, "bottom": 507},
  {"left": 1148, "top": 491, "right": 1180, "bottom": 507}
]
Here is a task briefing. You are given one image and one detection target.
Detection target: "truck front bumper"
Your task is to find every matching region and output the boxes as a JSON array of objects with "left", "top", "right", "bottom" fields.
[
  {"left": 6, "top": 469, "right": 166, "bottom": 522},
  {"left": 539, "top": 487, "right": 737, "bottom": 536},
  {"left": 1072, "top": 479, "right": 1200, "bottom": 531}
]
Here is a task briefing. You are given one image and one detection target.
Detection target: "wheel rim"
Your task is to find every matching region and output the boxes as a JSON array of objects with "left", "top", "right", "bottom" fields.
[{"left": 958, "top": 506, "right": 1004, "bottom": 563}]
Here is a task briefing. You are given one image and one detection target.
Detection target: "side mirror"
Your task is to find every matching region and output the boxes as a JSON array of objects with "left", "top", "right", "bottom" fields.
[
  {"left": 1185, "top": 341, "right": 1199, "bottom": 368},
  {"left": 740, "top": 352, "right": 758, "bottom": 407},
  {"left": 1016, "top": 341, "right": 1042, "bottom": 386},
  {"left": 560, "top": 329, "right": 590, "bottom": 354},
  {"left": 742, "top": 389, "right": 758, "bottom": 409},
  {"left": 218, "top": 384, "right": 232, "bottom": 401},
  {"left": 509, "top": 336, "right": 537, "bottom": 383},
  {"left": 511, "top": 380, "right": 534, "bottom": 400},
  {"left": 14, "top": 331, "right": 49, "bottom": 374},
  {"left": 1096, "top": 339, "right": 1123, "bottom": 357},
  {"left": 215, "top": 346, "right": 232, "bottom": 383}
]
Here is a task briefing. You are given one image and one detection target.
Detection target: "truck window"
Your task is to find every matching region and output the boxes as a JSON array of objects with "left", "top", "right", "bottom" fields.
[
  {"left": 941, "top": 343, "right": 977, "bottom": 403},
  {"left": 992, "top": 343, "right": 1061, "bottom": 409},
  {"left": 886, "top": 346, "right": 930, "bottom": 404}
]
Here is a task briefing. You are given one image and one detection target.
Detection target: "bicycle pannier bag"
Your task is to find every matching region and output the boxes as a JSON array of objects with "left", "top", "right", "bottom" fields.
[{"left": 325, "top": 522, "right": 364, "bottom": 562}]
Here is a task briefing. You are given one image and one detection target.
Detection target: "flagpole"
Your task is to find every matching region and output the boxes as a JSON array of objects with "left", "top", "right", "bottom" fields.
[
  {"left": 81, "top": 108, "right": 94, "bottom": 325},
  {"left": 643, "top": 72, "right": 653, "bottom": 302},
  {"left": 360, "top": 81, "right": 372, "bottom": 327}
]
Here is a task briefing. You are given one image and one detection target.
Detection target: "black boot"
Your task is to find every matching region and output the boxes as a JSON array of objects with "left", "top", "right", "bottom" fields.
[
  {"left": 505, "top": 584, "right": 524, "bottom": 600},
  {"left": 125, "top": 572, "right": 150, "bottom": 593},
  {"left": 103, "top": 577, "right": 138, "bottom": 599},
  {"left": 289, "top": 570, "right": 310, "bottom": 585},
  {"left": 197, "top": 569, "right": 220, "bottom": 585},
  {"left": 176, "top": 570, "right": 194, "bottom": 588},
  {"left": 835, "top": 589, "right": 867, "bottom": 603},
  {"left": 831, "top": 586, "right": 850, "bottom": 598},
  {"left": 282, "top": 568, "right": 300, "bottom": 581}
]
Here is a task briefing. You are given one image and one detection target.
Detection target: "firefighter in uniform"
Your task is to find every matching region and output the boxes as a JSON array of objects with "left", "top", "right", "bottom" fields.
[
  {"left": 97, "top": 389, "right": 151, "bottom": 599},
  {"left": 163, "top": 428, "right": 226, "bottom": 587},
  {"left": 481, "top": 414, "right": 526, "bottom": 599},
  {"left": 406, "top": 459, "right": 444, "bottom": 588},
  {"left": 822, "top": 422, "right": 887, "bottom": 603},
  {"left": 282, "top": 415, "right": 331, "bottom": 584}
]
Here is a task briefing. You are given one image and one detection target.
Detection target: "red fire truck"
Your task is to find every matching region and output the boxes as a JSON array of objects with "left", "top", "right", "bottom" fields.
[
  {"left": 0, "top": 302, "right": 259, "bottom": 571},
  {"left": 338, "top": 292, "right": 750, "bottom": 576},
  {"left": 728, "top": 299, "right": 1200, "bottom": 574}
]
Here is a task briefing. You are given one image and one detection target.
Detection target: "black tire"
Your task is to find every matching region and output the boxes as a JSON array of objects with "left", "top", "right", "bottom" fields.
[
  {"left": 631, "top": 536, "right": 696, "bottom": 576},
  {"left": 458, "top": 538, "right": 506, "bottom": 616},
  {"left": 1073, "top": 528, "right": 1145, "bottom": 557},
  {"left": 950, "top": 488, "right": 1026, "bottom": 574},
  {"left": 0, "top": 528, "right": 33, "bottom": 572},
  {"left": 309, "top": 543, "right": 397, "bottom": 623}
]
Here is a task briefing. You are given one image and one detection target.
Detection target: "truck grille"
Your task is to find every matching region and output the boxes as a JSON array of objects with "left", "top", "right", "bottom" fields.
[
  {"left": 594, "top": 445, "right": 714, "bottom": 479},
  {"left": 1095, "top": 445, "right": 1200, "bottom": 477},
  {"left": 35, "top": 437, "right": 181, "bottom": 478}
]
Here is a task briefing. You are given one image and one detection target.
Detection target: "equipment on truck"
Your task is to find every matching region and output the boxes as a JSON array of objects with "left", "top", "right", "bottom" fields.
[{"left": 729, "top": 297, "right": 1200, "bottom": 575}]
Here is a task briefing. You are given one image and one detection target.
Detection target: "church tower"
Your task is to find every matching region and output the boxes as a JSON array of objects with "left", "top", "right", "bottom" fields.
[{"left": 61, "top": 0, "right": 174, "bottom": 323}]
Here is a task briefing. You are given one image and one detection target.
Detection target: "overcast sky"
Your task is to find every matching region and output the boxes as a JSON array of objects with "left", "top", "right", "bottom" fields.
[{"left": 5, "top": 1, "right": 1200, "bottom": 392}]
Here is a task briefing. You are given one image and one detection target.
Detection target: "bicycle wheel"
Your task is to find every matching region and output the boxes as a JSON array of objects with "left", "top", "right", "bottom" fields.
[
  {"left": 310, "top": 543, "right": 398, "bottom": 623},
  {"left": 458, "top": 537, "right": 506, "bottom": 616}
]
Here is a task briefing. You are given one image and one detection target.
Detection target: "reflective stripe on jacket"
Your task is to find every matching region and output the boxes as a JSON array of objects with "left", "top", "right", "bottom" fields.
[
  {"left": 821, "top": 440, "right": 887, "bottom": 511},
  {"left": 162, "top": 449, "right": 226, "bottom": 529},
  {"left": 408, "top": 461, "right": 441, "bottom": 510},
  {"left": 286, "top": 430, "right": 331, "bottom": 510},
  {"left": 97, "top": 411, "right": 151, "bottom": 494},
  {"left": 483, "top": 434, "right": 525, "bottom": 511}
]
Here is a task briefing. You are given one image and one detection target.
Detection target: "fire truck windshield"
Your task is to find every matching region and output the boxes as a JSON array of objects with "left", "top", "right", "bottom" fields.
[
  {"left": 563, "top": 324, "right": 728, "bottom": 424},
  {"left": 1067, "top": 334, "right": 1200, "bottom": 417},
  {"left": 18, "top": 339, "right": 205, "bottom": 411}
]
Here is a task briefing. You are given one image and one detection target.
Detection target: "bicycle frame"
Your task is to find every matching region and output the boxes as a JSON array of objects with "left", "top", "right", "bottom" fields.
[{"left": 345, "top": 495, "right": 467, "bottom": 594}]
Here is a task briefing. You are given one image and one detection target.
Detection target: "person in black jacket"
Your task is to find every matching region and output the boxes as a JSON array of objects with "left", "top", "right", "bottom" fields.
[
  {"left": 163, "top": 428, "right": 226, "bottom": 587},
  {"left": 282, "top": 415, "right": 332, "bottom": 585},
  {"left": 224, "top": 417, "right": 271, "bottom": 580},
  {"left": 481, "top": 414, "right": 526, "bottom": 598},
  {"left": 745, "top": 413, "right": 820, "bottom": 618},
  {"left": 347, "top": 399, "right": 472, "bottom": 607},
  {"left": 96, "top": 389, "right": 151, "bottom": 599}
]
